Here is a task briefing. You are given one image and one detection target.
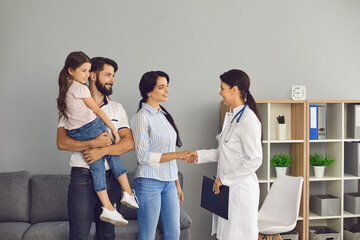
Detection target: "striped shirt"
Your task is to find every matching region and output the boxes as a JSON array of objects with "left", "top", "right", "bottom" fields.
[{"left": 130, "top": 103, "right": 178, "bottom": 181}]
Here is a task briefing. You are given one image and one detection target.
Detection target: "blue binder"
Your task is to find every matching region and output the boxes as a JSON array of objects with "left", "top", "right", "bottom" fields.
[{"left": 309, "top": 104, "right": 318, "bottom": 140}]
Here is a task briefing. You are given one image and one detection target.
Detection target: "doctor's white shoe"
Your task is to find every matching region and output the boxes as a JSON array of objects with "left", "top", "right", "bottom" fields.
[
  {"left": 100, "top": 205, "right": 128, "bottom": 226},
  {"left": 121, "top": 190, "right": 139, "bottom": 209}
]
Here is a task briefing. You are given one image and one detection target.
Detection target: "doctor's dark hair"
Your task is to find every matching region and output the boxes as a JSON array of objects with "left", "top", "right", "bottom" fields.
[
  {"left": 57, "top": 51, "right": 91, "bottom": 121},
  {"left": 137, "top": 71, "right": 183, "bottom": 147},
  {"left": 220, "top": 69, "right": 262, "bottom": 123}
]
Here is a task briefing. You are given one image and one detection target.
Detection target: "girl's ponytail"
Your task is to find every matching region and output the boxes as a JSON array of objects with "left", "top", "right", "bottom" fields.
[
  {"left": 57, "top": 67, "right": 72, "bottom": 120},
  {"left": 56, "top": 51, "right": 91, "bottom": 121}
]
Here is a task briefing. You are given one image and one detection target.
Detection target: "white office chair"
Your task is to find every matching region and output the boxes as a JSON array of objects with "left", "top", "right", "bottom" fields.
[{"left": 258, "top": 175, "right": 303, "bottom": 240}]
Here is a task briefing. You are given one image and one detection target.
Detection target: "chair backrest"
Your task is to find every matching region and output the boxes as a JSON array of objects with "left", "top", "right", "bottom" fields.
[{"left": 258, "top": 175, "right": 303, "bottom": 226}]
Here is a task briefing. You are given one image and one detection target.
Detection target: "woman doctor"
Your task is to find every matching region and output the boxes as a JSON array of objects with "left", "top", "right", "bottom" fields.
[{"left": 187, "top": 69, "right": 262, "bottom": 240}]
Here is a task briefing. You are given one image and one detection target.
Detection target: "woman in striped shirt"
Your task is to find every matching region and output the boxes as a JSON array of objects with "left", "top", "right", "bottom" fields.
[{"left": 130, "top": 71, "right": 189, "bottom": 240}]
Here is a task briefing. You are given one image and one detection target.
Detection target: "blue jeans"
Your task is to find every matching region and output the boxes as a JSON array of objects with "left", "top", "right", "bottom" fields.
[
  {"left": 68, "top": 168, "right": 122, "bottom": 240},
  {"left": 67, "top": 117, "right": 127, "bottom": 192},
  {"left": 133, "top": 178, "right": 180, "bottom": 240}
]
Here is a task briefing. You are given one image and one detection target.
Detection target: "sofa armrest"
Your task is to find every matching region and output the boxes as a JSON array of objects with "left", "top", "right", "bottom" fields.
[
  {"left": 157, "top": 207, "right": 192, "bottom": 232},
  {"left": 179, "top": 207, "right": 192, "bottom": 229}
]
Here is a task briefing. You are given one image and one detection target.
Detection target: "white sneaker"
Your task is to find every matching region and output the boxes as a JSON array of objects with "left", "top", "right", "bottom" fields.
[
  {"left": 121, "top": 190, "right": 139, "bottom": 209},
  {"left": 100, "top": 205, "right": 128, "bottom": 226}
]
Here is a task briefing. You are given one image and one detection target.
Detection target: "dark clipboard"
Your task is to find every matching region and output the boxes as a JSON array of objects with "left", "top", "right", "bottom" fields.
[{"left": 200, "top": 175, "right": 229, "bottom": 220}]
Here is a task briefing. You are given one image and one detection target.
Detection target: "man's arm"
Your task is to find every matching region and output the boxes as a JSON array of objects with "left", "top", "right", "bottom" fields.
[
  {"left": 81, "top": 128, "right": 135, "bottom": 164},
  {"left": 57, "top": 126, "right": 112, "bottom": 152}
]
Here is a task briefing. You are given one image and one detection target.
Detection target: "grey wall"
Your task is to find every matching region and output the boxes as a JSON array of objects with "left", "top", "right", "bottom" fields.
[{"left": 1, "top": 0, "right": 359, "bottom": 239}]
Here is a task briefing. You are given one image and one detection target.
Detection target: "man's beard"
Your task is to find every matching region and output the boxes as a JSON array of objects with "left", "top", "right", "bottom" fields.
[{"left": 96, "top": 79, "right": 113, "bottom": 96}]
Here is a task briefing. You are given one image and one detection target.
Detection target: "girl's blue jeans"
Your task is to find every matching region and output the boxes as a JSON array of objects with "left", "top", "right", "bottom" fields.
[
  {"left": 133, "top": 177, "right": 180, "bottom": 240},
  {"left": 67, "top": 117, "right": 127, "bottom": 192}
]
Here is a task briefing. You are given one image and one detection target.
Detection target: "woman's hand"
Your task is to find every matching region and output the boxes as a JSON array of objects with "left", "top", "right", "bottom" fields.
[
  {"left": 183, "top": 151, "right": 198, "bottom": 164},
  {"left": 213, "top": 177, "right": 223, "bottom": 194},
  {"left": 177, "top": 150, "right": 190, "bottom": 160},
  {"left": 82, "top": 148, "right": 106, "bottom": 165},
  {"left": 175, "top": 180, "right": 184, "bottom": 204}
]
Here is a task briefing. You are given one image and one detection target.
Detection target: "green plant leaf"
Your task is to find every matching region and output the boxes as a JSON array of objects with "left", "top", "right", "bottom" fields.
[
  {"left": 270, "top": 154, "right": 291, "bottom": 167},
  {"left": 309, "top": 153, "right": 335, "bottom": 166}
]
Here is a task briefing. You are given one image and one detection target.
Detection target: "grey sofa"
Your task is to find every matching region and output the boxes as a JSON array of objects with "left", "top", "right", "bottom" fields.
[{"left": 0, "top": 171, "right": 192, "bottom": 240}]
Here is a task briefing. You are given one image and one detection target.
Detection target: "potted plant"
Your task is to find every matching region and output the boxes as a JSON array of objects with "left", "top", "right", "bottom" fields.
[
  {"left": 270, "top": 154, "right": 291, "bottom": 177},
  {"left": 309, "top": 153, "right": 335, "bottom": 178}
]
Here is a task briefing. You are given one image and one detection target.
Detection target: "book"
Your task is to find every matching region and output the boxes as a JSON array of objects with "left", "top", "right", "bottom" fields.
[
  {"left": 309, "top": 105, "right": 318, "bottom": 140},
  {"left": 317, "top": 105, "right": 327, "bottom": 140},
  {"left": 201, "top": 176, "right": 229, "bottom": 219}
]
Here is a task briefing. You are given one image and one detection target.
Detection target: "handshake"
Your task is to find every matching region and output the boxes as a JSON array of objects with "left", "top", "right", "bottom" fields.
[{"left": 178, "top": 151, "right": 198, "bottom": 164}]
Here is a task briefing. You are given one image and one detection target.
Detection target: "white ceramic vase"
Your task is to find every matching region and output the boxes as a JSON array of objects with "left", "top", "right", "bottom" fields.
[
  {"left": 278, "top": 123, "right": 286, "bottom": 140},
  {"left": 275, "top": 167, "right": 287, "bottom": 177},
  {"left": 313, "top": 166, "right": 325, "bottom": 178}
]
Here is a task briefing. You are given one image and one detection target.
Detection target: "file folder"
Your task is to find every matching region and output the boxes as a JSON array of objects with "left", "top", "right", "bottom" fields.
[
  {"left": 347, "top": 104, "right": 360, "bottom": 139},
  {"left": 201, "top": 176, "right": 229, "bottom": 220},
  {"left": 317, "top": 105, "right": 327, "bottom": 140},
  {"left": 309, "top": 104, "right": 318, "bottom": 140}
]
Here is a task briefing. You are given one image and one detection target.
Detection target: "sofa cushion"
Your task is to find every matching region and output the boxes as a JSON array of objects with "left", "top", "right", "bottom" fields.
[
  {"left": 30, "top": 175, "right": 70, "bottom": 224},
  {"left": 114, "top": 220, "right": 138, "bottom": 239},
  {"left": 0, "top": 171, "right": 31, "bottom": 222},
  {"left": 0, "top": 222, "right": 31, "bottom": 240},
  {"left": 23, "top": 221, "right": 96, "bottom": 240}
]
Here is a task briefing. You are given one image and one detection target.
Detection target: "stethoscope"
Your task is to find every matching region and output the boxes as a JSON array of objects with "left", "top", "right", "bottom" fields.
[{"left": 224, "top": 103, "right": 247, "bottom": 142}]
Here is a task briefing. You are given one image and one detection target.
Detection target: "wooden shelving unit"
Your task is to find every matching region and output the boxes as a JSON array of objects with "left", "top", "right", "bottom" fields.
[
  {"left": 221, "top": 100, "right": 360, "bottom": 240},
  {"left": 307, "top": 100, "right": 360, "bottom": 240}
]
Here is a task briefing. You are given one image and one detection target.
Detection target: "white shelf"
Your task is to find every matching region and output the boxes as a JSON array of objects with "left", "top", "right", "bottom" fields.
[
  {"left": 343, "top": 211, "right": 360, "bottom": 218},
  {"left": 343, "top": 173, "right": 360, "bottom": 180},
  {"left": 268, "top": 139, "right": 304, "bottom": 143},
  {"left": 309, "top": 139, "right": 343, "bottom": 143},
  {"left": 309, "top": 211, "right": 341, "bottom": 220},
  {"left": 344, "top": 138, "right": 360, "bottom": 142},
  {"left": 309, "top": 176, "right": 342, "bottom": 182}
]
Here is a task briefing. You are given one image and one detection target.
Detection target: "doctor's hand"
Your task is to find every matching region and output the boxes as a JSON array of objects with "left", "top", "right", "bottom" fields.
[
  {"left": 183, "top": 151, "right": 198, "bottom": 164},
  {"left": 213, "top": 178, "right": 223, "bottom": 194}
]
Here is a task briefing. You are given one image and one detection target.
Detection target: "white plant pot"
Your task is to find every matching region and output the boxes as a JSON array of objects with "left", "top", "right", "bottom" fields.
[
  {"left": 278, "top": 124, "right": 286, "bottom": 140},
  {"left": 275, "top": 167, "right": 287, "bottom": 177},
  {"left": 314, "top": 166, "right": 325, "bottom": 178}
]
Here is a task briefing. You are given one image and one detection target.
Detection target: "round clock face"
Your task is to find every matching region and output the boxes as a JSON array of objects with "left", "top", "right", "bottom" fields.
[{"left": 291, "top": 86, "right": 306, "bottom": 100}]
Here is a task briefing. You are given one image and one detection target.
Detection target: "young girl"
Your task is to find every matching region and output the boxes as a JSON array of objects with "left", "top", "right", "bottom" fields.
[{"left": 57, "top": 51, "right": 138, "bottom": 226}]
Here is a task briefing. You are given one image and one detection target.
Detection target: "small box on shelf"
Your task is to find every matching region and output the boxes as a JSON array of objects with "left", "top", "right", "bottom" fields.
[
  {"left": 344, "top": 193, "right": 360, "bottom": 214},
  {"left": 309, "top": 226, "right": 340, "bottom": 240},
  {"left": 344, "top": 223, "right": 360, "bottom": 240},
  {"left": 310, "top": 194, "right": 340, "bottom": 216},
  {"left": 278, "top": 229, "right": 299, "bottom": 240}
]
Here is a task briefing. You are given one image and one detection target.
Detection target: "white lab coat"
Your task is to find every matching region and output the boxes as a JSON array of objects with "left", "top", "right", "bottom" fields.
[{"left": 197, "top": 105, "right": 262, "bottom": 240}]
